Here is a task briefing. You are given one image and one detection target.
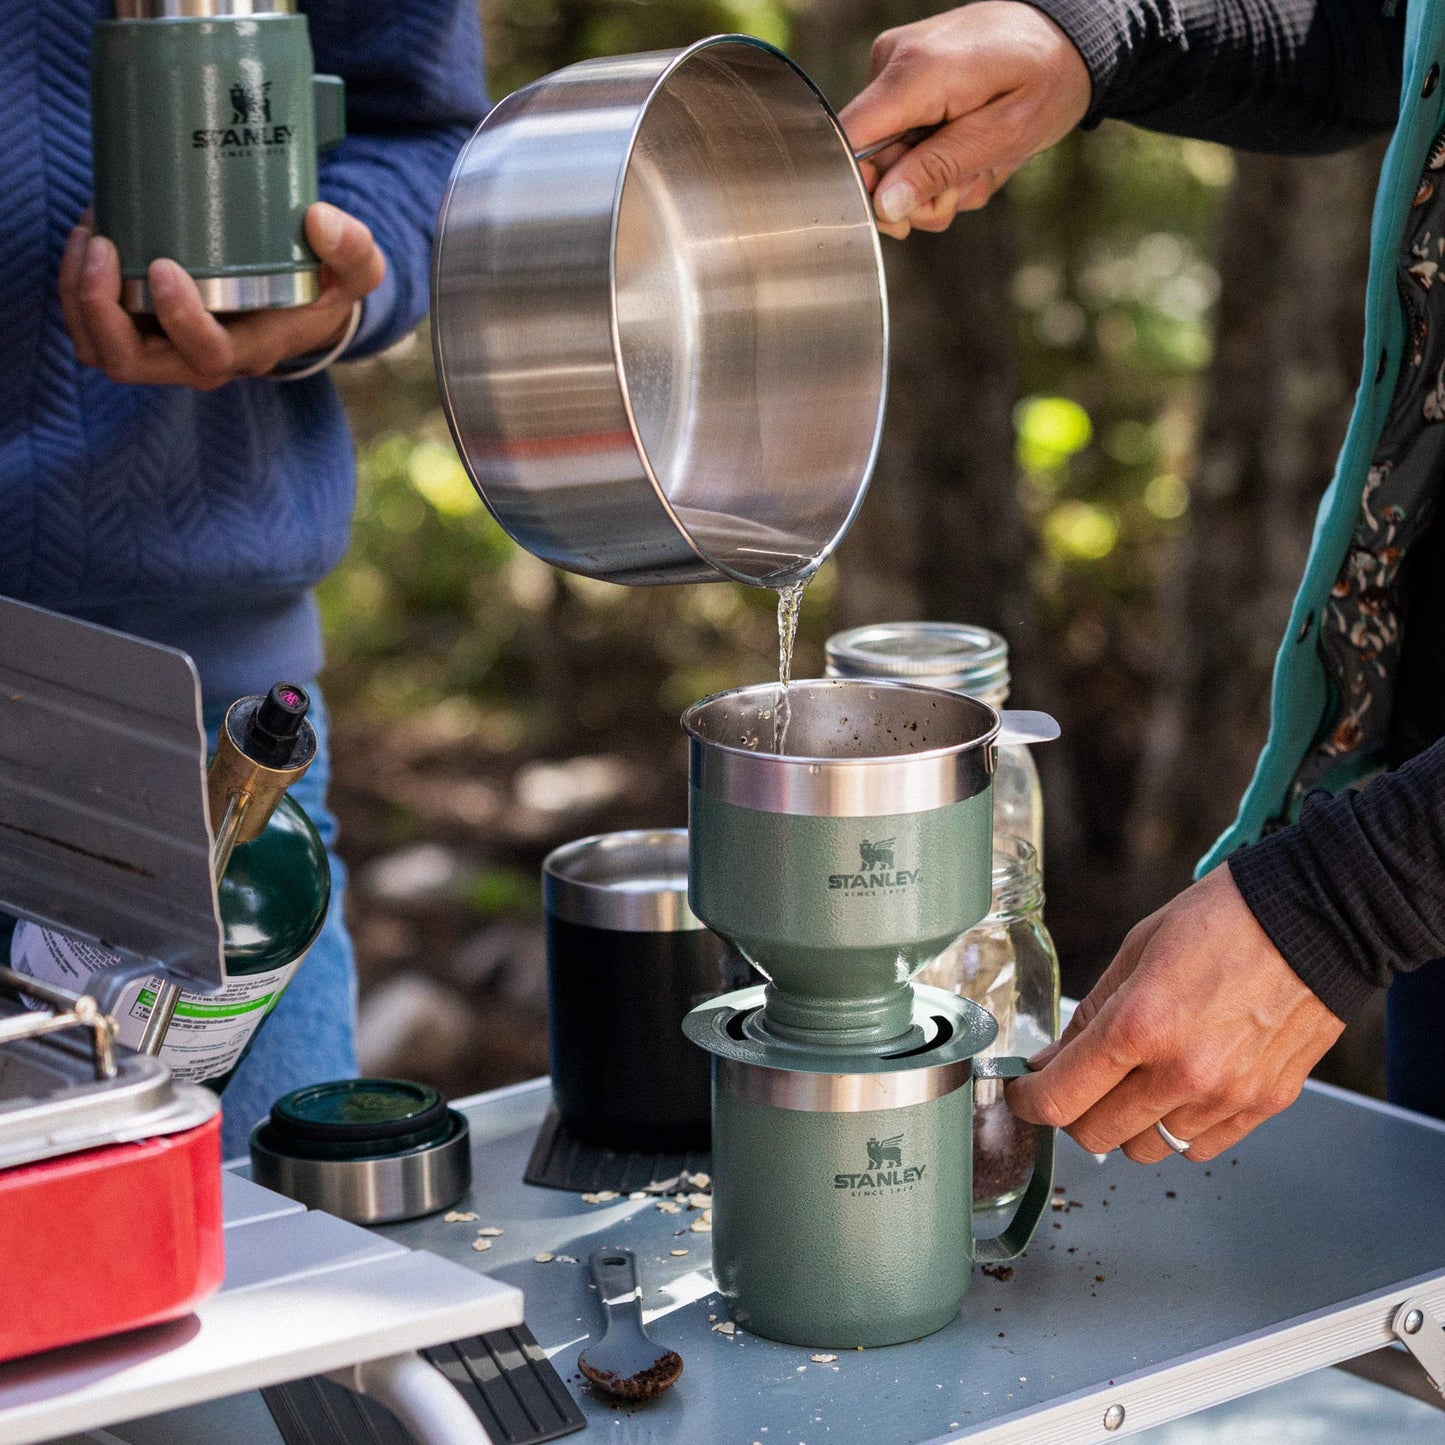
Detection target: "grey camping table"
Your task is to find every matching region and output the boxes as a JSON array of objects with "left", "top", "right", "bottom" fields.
[{"left": 34, "top": 1075, "right": 1445, "bottom": 1443}]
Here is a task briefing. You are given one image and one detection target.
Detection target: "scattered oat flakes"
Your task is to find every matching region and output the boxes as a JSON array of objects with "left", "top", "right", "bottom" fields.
[
  {"left": 629, "top": 1191, "right": 649, "bottom": 1201},
  {"left": 688, "top": 1192, "right": 711, "bottom": 1208},
  {"left": 657, "top": 1201, "right": 682, "bottom": 1215},
  {"left": 554, "top": 1254, "right": 579, "bottom": 1264},
  {"left": 533, "top": 1252, "right": 555, "bottom": 1263},
  {"left": 689, "top": 1218, "right": 712, "bottom": 1233},
  {"left": 477, "top": 1226, "right": 504, "bottom": 1237},
  {"left": 670, "top": 1249, "right": 689, "bottom": 1257},
  {"left": 580, "top": 1190, "right": 621, "bottom": 1205},
  {"left": 471, "top": 1238, "right": 492, "bottom": 1252},
  {"left": 444, "top": 1211, "right": 478, "bottom": 1223},
  {"left": 810, "top": 1354, "right": 837, "bottom": 1364},
  {"left": 712, "top": 1321, "right": 736, "bottom": 1336},
  {"left": 692, "top": 1172, "right": 710, "bottom": 1188}
]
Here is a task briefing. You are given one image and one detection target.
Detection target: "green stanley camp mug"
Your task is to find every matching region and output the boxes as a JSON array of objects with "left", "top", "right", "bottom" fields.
[
  {"left": 92, "top": 0, "right": 346, "bottom": 313},
  {"left": 686, "top": 986, "right": 1056, "bottom": 1348}
]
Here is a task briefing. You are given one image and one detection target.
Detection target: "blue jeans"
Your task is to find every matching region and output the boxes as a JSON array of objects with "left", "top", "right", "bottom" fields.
[
  {"left": 207, "top": 690, "right": 358, "bottom": 1158},
  {"left": 1386, "top": 958, "right": 1445, "bottom": 1121}
]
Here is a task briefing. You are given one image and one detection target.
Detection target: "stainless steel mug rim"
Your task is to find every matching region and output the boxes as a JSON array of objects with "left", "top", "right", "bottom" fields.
[
  {"left": 683, "top": 678, "right": 1000, "bottom": 817},
  {"left": 113, "top": 0, "right": 296, "bottom": 15},
  {"left": 716, "top": 1054, "right": 973, "bottom": 1112},
  {"left": 543, "top": 828, "right": 705, "bottom": 932}
]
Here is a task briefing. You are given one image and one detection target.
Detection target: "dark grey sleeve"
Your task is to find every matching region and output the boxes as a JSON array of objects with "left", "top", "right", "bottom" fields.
[
  {"left": 1227, "top": 740, "right": 1445, "bottom": 1022},
  {"left": 1024, "top": 0, "right": 1405, "bottom": 154}
]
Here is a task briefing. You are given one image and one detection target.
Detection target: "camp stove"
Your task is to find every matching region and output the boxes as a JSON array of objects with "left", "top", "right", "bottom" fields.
[
  {"left": 0, "top": 968, "right": 222, "bottom": 1362},
  {"left": 0, "top": 596, "right": 247, "bottom": 1362}
]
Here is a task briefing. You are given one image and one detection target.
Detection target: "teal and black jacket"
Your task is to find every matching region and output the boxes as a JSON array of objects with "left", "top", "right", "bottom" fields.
[{"left": 1034, "top": 0, "right": 1445, "bottom": 1021}]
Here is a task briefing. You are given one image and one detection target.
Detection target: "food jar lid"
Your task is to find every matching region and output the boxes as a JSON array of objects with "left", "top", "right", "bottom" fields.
[
  {"left": 251, "top": 1078, "right": 472, "bottom": 1223},
  {"left": 543, "top": 829, "right": 704, "bottom": 932},
  {"left": 267, "top": 1079, "right": 452, "bottom": 1159},
  {"left": 825, "top": 622, "right": 1010, "bottom": 697}
]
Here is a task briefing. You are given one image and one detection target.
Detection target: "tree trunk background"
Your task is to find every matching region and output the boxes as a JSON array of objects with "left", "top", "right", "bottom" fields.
[{"left": 1126, "top": 146, "right": 1383, "bottom": 907}]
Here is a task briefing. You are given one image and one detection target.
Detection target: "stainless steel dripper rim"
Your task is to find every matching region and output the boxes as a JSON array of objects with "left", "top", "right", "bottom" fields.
[{"left": 683, "top": 677, "right": 1000, "bottom": 817}]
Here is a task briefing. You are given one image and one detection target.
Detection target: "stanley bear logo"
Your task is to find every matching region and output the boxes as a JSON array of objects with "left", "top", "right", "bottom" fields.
[
  {"left": 835, "top": 1132, "right": 925, "bottom": 1192},
  {"left": 194, "top": 78, "right": 292, "bottom": 150},
  {"left": 828, "top": 837, "right": 920, "bottom": 892},
  {"left": 866, "top": 1134, "right": 903, "bottom": 1168},
  {"left": 230, "top": 80, "right": 273, "bottom": 125}
]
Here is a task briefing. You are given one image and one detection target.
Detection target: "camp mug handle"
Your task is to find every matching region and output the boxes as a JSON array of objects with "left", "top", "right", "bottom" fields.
[
  {"left": 970, "top": 1055, "right": 1056, "bottom": 1264},
  {"left": 313, "top": 75, "right": 347, "bottom": 151}
]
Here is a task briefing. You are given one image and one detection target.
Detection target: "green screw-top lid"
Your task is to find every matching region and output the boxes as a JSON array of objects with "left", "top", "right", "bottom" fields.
[{"left": 267, "top": 1078, "right": 452, "bottom": 1159}]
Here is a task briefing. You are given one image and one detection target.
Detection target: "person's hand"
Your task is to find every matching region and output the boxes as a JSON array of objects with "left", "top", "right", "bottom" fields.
[
  {"left": 839, "top": 2, "right": 1092, "bottom": 238},
  {"left": 1008, "top": 864, "right": 1345, "bottom": 1163},
  {"left": 59, "top": 202, "right": 385, "bottom": 391}
]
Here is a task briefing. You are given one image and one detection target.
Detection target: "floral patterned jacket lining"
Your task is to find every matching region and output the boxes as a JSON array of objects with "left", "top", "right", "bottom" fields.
[{"left": 1294, "top": 128, "right": 1445, "bottom": 796}]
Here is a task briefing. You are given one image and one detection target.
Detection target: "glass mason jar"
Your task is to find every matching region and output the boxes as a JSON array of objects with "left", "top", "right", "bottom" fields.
[
  {"left": 918, "top": 838, "right": 1059, "bottom": 1209},
  {"left": 824, "top": 622, "right": 1043, "bottom": 864}
]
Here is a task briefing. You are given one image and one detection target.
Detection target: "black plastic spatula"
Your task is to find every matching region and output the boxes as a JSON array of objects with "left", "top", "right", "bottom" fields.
[{"left": 578, "top": 1249, "right": 684, "bottom": 1402}]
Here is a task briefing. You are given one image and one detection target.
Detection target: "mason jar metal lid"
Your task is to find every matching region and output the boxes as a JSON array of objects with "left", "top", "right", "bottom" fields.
[
  {"left": 543, "top": 829, "right": 703, "bottom": 932},
  {"left": 113, "top": 1, "right": 296, "bottom": 16},
  {"left": 825, "top": 622, "right": 1010, "bottom": 697}
]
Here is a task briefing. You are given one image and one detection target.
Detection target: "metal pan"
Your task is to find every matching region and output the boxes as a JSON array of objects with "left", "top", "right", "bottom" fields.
[{"left": 432, "top": 36, "right": 888, "bottom": 587}]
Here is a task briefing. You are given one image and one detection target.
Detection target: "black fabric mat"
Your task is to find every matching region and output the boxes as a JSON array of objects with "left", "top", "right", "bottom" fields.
[
  {"left": 523, "top": 1106, "right": 711, "bottom": 1194},
  {"left": 262, "top": 1325, "right": 586, "bottom": 1445}
]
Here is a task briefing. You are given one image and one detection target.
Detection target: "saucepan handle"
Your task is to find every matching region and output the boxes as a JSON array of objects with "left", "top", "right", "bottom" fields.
[
  {"left": 971, "top": 1055, "right": 1056, "bottom": 1264},
  {"left": 995, "top": 710, "right": 1061, "bottom": 748}
]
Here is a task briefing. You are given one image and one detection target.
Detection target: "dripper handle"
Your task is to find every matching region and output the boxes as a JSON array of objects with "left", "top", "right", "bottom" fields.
[
  {"left": 996, "top": 711, "right": 1061, "bottom": 747},
  {"left": 971, "top": 1056, "right": 1056, "bottom": 1264}
]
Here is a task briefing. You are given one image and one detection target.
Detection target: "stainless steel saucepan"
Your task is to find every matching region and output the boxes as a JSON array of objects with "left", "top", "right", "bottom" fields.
[{"left": 432, "top": 36, "right": 888, "bottom": 587}]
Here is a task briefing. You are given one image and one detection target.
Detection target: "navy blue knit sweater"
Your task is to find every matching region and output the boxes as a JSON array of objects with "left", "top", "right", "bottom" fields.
[{"left": 1, "top": 1, "right": 487, "bottom": 701}]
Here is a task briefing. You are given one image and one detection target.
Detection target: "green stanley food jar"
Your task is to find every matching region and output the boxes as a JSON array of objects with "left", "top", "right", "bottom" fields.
[
  {"left": 91, "top": 0, "right": 347, "bottom": 312},
  {"left": 10, "top": 684, "right": 331, "bottom": 1091}
]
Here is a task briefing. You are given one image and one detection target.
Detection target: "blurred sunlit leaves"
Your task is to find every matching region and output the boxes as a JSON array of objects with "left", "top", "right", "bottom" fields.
[{"left": 1014, "top": 396, "right": 1093, "bottom": 473}]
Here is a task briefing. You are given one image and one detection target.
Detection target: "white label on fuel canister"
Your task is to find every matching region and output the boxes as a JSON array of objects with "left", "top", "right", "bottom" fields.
[{"left": 9, "top": 922, "right": 306, "bottom": 1084}]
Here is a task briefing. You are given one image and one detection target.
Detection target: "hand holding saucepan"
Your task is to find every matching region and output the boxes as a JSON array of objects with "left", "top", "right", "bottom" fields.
[
  {"left": 58, "top": 202, "right": 385, "bottom": 392},
  {"left": 840, "top": 1, "right": 1092, "bottom": 238},
  {"left": 1008, "top": 864, "right": 1346, "bottom": 1163}
]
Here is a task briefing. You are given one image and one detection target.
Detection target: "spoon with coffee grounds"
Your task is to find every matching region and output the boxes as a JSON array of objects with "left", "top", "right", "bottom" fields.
[{"left": 579, "top": 1249, "right": 683, "bottom": 1402}]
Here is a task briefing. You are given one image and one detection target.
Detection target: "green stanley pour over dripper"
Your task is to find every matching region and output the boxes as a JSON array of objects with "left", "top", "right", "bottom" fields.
[{"left": 681, "top": 678, "right": 1059, "bottom": 1348}]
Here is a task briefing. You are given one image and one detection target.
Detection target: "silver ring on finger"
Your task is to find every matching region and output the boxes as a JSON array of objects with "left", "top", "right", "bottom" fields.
[{"left": 1156, "top": 1121, "right": 1193, "bottom": 1155}]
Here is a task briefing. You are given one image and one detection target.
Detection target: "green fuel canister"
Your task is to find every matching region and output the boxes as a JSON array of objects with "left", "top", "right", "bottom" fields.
[{"left": 10, "top": 684, "right": 331, "bottom": 1091}]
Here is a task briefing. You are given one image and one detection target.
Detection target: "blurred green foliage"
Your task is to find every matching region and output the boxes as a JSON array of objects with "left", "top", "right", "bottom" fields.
[{"left": 322, "top": 0, "right": 1234, "bottom": 749}]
